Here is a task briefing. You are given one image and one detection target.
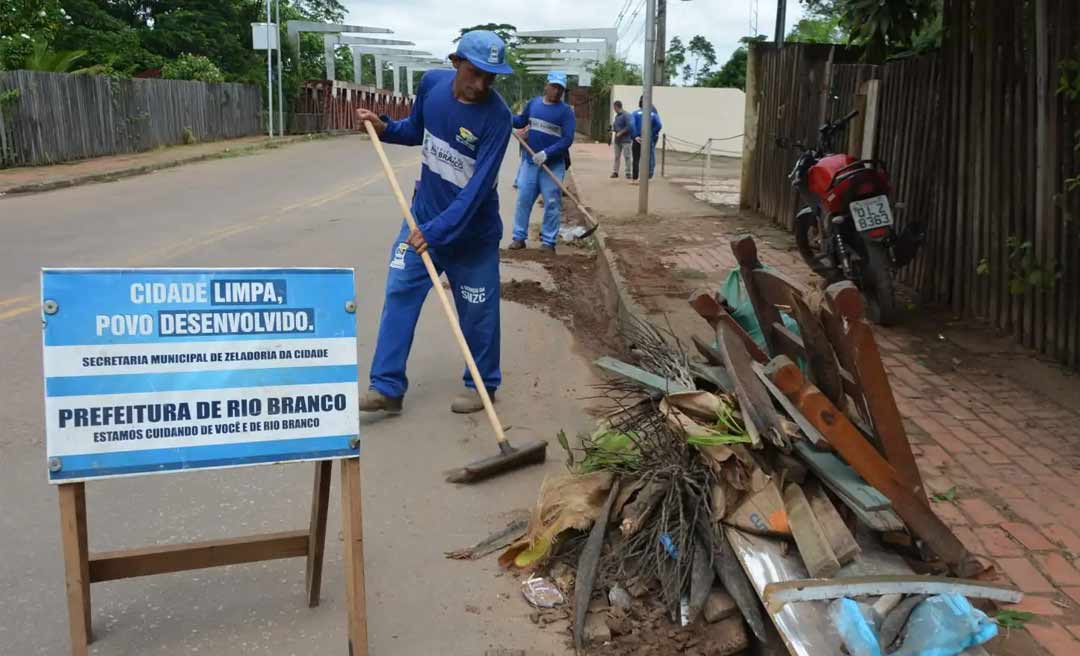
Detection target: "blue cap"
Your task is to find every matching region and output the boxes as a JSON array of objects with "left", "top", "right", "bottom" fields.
[
  {"left": 547, "top": 71, "right": 568, "bottom": 88},
  {"left": 452, "top": 30, "right": 513, "bottom": 75}
]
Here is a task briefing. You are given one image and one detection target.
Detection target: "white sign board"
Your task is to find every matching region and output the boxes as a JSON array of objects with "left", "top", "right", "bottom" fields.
[
  {"left": 252, "top": 22, "right": 280, "bottom": 50},
  {"left": 41, "top": 268, "right": 359, "bottom": 483}
]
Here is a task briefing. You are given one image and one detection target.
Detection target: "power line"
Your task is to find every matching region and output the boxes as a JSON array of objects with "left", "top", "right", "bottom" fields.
[
  {"left": 614, "top": 0, "right": 636, "bottom": 30},
  {"left": 618, "top": 0, "right": 648, "bottom": 56}
]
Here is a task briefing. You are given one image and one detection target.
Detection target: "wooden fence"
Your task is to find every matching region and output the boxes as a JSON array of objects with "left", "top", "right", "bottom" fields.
[
  {"left": 742, "top": 0, "right": 1080, "bottom": 369},
  {"left": 0, "top": 71, "right": 262, "bottom": 168},
  {"left": 292, "top": 80, "right": 413, "bottom": 133}
]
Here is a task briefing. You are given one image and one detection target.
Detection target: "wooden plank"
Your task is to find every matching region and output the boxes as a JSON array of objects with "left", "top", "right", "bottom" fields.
[
  {"left": 688, "top": 293, "right": 769, "bottom": 363},
  {"left": 767, "top": 356, "right": 981, "bottom": 576},
  {"left": 753, "top": 362, "right": 832, "bottom": 449},
  {"left": 825, "top": 283, "right": 926, "bottom": 500},
  {"left": 793, "top": 442, "right": 891, "bottom": 511},
  {"left": 804, "top": 481, "right": 861, "bottom": 565},
  {"left": 594, "top": 356, "right": 693, "bottom": 394},
  {"left": 718, "top": 325, "right": 787, "bottom": 449},
  {"left": 783, "top": 483, "right": 841, "bottom": 577},
  {"left": 89, "top": 531, "right": 309, "bottom": 582},
  {"left": 306, "top": 460, "right": 333, "bottom": 607},
  {"left": 59, "top": 483, "right": 91, "bottom": 655},
  {"left": 340, "top": 457, "right": 369, "bottom": 656}
]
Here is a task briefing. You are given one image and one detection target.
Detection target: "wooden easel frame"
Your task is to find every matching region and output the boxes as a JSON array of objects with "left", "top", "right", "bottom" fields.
[{"left": 57, "top": 457, "right": 367, "bottom": 656}]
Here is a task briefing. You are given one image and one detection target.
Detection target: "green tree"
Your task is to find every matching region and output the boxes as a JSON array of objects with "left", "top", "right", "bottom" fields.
[
  {"left": 682, "top": 35, "right": 717, "bottom": 86},
  {"left": 22, "top": 40, "right": 86, "bottom": 72},
  {"left": 665, "top": 36, "right": 686, "bottom": 85},
  {"left": 588, "top": 56, "right": 642, "bottom": 94},
  {"left": 0, "top": 0, "right": 69, "bottom": 70},
  {"left": 797, "top": 0, "right": 940, "bottom": 61},
  {"left": 162, "top": 53, "right": 225, "bottom": 82},
  {"left": 787, "top": 15, "right": 847, "bottom": 44},
  {"left": 698, "top": 36, "right": 766, "bottom": 90}
]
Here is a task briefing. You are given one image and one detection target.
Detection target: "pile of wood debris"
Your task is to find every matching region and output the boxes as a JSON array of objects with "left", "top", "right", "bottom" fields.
[{"left": 461, "top": 236, "right": 1023, "bottom": 656}]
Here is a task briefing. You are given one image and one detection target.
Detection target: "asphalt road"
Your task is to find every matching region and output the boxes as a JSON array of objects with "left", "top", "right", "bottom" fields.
[{"left": 0, "top": 135, "right": 596, "bottom": 655}]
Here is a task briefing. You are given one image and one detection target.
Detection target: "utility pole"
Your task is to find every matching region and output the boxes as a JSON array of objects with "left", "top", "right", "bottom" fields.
[
  {"left": 638, "top": 0, "right": 657, "bottom": 215},
  {"left": 775, "top": 0, "right": 787, "bottom": 47},
  {"left": 274, "top": 0, "right": 283, "bottom": 136},
  {"left": 655, "top": 0, "right": 668, "bottom": 86},
  {"left": 265, "top": 0, "right": 273, "bottom": 137}
]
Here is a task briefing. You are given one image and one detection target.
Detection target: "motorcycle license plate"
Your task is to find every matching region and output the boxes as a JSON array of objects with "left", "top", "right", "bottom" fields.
[{"left": 850, "top": 195, "right": 894, "bottom": 232}]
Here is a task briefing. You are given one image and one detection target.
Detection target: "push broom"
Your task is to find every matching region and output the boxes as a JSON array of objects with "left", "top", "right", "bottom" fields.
[{"left": 364, "top": 121, "right": 548, "bottom": 484}]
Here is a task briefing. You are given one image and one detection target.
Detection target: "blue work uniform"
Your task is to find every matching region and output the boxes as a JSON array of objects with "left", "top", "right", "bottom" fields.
[
  {"left": 511, "top": 97, "right": 576, "bottom": 247},
  {"left": 369, "top": 69, "right": 512, "bottom": 399},
  {"left": 631, "top": 108, "right": 662, "bottom": 179}
]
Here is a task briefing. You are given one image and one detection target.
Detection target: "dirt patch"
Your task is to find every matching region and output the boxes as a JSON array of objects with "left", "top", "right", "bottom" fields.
[{"left": 501, "top": 248, "right": 620, "bottom": 358}]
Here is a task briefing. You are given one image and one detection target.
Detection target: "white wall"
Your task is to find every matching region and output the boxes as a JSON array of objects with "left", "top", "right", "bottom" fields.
[{"left": 612, "top": 85, "right": 745, "bottom": 157}]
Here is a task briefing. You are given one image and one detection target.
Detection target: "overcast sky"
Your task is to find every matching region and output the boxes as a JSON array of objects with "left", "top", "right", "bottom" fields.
[{"left": 341, "top": 1, "right": 805, "bottom": 74}]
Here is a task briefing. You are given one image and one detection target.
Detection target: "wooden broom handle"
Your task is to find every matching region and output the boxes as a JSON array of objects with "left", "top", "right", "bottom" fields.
[
  {"left": 512, "top": 131, "right": 598, "bottom": 228},
  {"left": 364, "top": 121, "right": 508, "bottom": 446}
]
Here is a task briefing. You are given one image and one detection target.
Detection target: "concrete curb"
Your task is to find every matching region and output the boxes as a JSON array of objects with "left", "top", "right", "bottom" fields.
[
  {"left": 567, "top": 169, "right": 650, "bottom": 332},
  {"left": 1, "top": 132, "right": 338, "bottom": 197}
]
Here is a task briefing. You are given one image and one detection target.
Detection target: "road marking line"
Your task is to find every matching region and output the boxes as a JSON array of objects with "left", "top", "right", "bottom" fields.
[
  {"left": 0, "top": 301, "right": 39, "bottom": 321},
  {"left": 0, "top": 295, "right": 33, "bottom": 308}
]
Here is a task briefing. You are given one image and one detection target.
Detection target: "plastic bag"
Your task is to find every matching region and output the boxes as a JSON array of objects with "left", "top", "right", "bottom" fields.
[
  {"left": 719, "top": 269, "right": 803, "bottom": 362},
  {"left": 891, "top": 594, "right": 997, "bottom": 656},
  {"left": 829, "top": 597, "right": 883, "bottom": 656}
]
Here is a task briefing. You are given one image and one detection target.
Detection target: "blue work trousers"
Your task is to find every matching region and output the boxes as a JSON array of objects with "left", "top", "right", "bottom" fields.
[
  {"left": 512, "top": 159, "right": 566, "bottom": 247},
  {"left": 368, "top": 224, "right": 502, "bottom": 399}
]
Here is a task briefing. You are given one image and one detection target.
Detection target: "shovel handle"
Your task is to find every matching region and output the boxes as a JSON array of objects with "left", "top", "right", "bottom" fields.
[
  {"left": 364, "top": 121, "right": 509, "bottom": 447},
  {"left": 512, "top": 131, "right": 598, "bottom": 231}
]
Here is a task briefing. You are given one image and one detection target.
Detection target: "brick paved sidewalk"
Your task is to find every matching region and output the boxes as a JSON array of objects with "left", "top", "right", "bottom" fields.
[{"left": 571, "top": 142, "right": 1080, "bottom": 656}]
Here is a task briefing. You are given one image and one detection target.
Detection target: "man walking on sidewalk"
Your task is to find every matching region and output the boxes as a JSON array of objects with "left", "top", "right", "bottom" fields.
[
  {"left": 508, "top": 71, "right": 576, "bottom": 253},
  {"left": 354, "top": 30, "right": 513, "bottom": 415},
  {"left": 611, "top": 100, "right": 632, "bottom": 179},
  {"left": 631, "top": 97, "right": 662, "bottom": 183}
]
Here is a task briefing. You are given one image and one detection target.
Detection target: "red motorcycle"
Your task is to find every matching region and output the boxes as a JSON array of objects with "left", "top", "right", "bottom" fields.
[{"left": 780, "top": 110, "right": 924, "bottom": 325}]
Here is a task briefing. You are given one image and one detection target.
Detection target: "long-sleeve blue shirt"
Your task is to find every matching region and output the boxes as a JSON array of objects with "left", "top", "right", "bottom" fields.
[
  {"left": 512, "top": 97, "right": 576, "bottom": 164},
  {"left": 631, "top": 108, "right": 662, "bottom": 144},
  {"left": 380, "top": 69, "right": 512, "bottom": 249}
]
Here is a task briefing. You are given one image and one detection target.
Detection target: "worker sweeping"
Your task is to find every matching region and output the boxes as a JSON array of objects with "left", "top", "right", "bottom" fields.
[
  {"left": 507, "top": 71, "right": 576, "bottom": 253},
  {"left": 354, "top": 29, "right": 513, "bottom": 415}
]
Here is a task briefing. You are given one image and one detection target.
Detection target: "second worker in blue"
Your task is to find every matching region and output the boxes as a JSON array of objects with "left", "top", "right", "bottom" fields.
[{"left": 508, "top": 71, "right": 576, "bottom": 253}]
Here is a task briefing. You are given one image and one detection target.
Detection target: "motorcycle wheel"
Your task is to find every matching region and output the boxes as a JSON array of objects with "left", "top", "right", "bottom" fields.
[
  {"left": 863, "top": 243, "right": 899, "bottom": 326},
  {"left": 794, "top": 210, "right": 822, "bottom": 267}
]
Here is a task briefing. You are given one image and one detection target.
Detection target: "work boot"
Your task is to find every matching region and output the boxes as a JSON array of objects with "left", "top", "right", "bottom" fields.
[
  {"left": 507, "top": 239, "right": 526, "bottom": 250},
  {"left": 451, "top": 389, "right": 495, "bottom": 414},
  {"left": 540, "top": 243, "right": 556, "bottom": 254},
  {"left": 358, "top": 389, "right": 402, "bottom": 414}
]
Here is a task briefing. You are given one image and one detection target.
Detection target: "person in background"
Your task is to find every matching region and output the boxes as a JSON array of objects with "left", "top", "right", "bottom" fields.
[
  {"left": 610, "top": 100, "right": 632, "bottom": 179},
  {"left": 631, "top": 96, "right": 662, "bottom": 184},
  {"left": 354, "top": 30, "right": 513, "bottom": 415},
  {"left": 508, "top": 71, "right": 576, "bottom": 253}
]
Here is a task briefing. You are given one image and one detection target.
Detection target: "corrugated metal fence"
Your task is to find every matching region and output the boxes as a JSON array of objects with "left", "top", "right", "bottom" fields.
[
  {"left": 742, "top": 0, "right": 1080, "bottom": 369},
  {"left": 0, "top": 71, "right": 262, "bottom": 168}
]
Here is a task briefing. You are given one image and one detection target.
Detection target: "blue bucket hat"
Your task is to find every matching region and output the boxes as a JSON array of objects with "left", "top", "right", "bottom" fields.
[
  {"left": 452, "top": 30, "right": 513, "bottom": 75},
  {"left": 546, "top": 71, "right": 568, "bottom": 89}
]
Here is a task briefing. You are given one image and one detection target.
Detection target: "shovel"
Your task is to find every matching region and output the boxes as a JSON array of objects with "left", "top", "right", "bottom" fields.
[
  {"left": 364, "top": 121, "right": 548, "bottom": 484},
  {"left": 512, "top": 131, "right": 599, "bottom": 240}
]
